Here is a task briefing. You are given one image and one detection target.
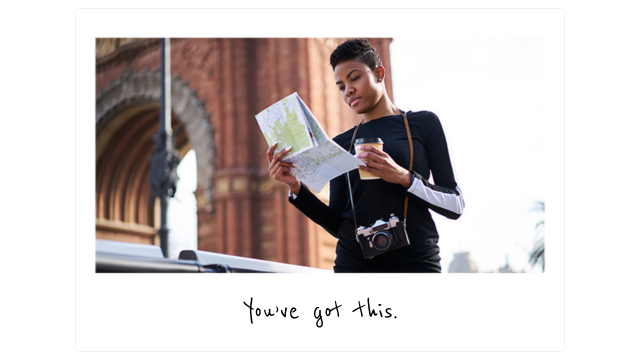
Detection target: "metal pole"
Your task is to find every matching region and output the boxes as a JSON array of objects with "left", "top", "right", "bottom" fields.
[
  {"left": 150, "top": 38, "right": 179, "bottom": 258},
  {"left": 159, "top": 38, "right": 170, "bottom": 258},
  {"left": 158, "top": 38, "right": 172, "bottom": 258},
  {"left": 160, "top": 38, "right": 172, "bottom": 135}
]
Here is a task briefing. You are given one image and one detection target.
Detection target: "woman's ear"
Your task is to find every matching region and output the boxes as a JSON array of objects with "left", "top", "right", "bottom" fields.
[{"left": 374, "top": 66, "right": 386, "bottom": 83}]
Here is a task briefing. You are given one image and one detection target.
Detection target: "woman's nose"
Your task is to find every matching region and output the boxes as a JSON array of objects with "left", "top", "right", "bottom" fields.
[{"left": 345, "top": 85, "right": 355, "bottom": 95}]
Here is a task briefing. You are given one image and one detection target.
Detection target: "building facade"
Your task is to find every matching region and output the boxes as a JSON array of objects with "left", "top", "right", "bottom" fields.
[{"left": 95, "top": 38, "right": 394, "bottom": 269}]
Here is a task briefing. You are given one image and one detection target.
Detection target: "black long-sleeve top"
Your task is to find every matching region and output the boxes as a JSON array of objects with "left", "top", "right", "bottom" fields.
[{"left": 289, "top": 111, "right": 464, "bottom": 272}]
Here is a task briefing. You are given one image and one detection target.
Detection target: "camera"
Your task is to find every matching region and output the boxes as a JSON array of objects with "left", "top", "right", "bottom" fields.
[{"left": 356, "top": 214, "right": 410, "bottom": 259}]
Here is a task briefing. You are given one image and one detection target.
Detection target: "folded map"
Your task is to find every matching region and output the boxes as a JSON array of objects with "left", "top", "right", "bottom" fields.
[{"left": 255, "top": 92, "right": 364, "bottom": 193}]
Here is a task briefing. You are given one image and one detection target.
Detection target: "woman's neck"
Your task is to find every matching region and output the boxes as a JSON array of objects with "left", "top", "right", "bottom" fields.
[{"left": 362, "top": 94, "right": 401, "bottom": 122}]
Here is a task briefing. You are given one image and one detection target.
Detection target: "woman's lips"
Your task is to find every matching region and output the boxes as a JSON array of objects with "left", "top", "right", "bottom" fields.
[{"left": 351, "top": 98, "right": 360, "bottom": 107}]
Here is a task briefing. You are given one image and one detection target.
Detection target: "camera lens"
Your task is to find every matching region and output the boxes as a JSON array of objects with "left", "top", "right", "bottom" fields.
[{"left": 372, "top": 232, "right": 391, "bottom": 251}]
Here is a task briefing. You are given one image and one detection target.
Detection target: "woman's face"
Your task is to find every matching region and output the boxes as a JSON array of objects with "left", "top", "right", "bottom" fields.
[{"left": 334, "top": 59, "right": 383, "bottom": 115}]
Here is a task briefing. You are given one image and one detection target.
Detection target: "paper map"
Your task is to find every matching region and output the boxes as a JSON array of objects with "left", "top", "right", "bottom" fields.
[{"left": 255, "top": 92, "right": 364, "bottom": 193}]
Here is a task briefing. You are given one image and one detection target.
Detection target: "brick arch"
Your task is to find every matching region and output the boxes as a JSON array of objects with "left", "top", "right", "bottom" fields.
[
  {"left": 96, "top": 70, "right": 215, "bottom": 244},
  {"left": 96, "top": 69, "right": 216, "bottom": 210}
]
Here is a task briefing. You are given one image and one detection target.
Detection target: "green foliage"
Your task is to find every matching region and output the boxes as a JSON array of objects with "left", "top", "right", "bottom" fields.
[{"left": 529, "top": 201, "right": 545, "bottom": 271}]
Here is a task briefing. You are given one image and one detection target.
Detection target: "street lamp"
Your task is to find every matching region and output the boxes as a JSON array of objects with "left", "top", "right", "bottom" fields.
[{"left": 149, "top": 38, "right": 180, "bottom": 258}]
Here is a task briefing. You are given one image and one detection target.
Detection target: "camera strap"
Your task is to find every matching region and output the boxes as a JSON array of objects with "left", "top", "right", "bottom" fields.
[{"left": 346, "top": 111, "right": 414, "bottom": 236}]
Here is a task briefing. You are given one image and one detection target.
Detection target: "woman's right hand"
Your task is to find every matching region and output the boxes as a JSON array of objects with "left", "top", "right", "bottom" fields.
[{"left": 266, "top": 143, "right": 301, "bottom": 195}]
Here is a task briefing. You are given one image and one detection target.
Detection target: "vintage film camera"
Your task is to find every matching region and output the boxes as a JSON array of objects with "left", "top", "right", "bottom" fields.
[{"left": 356, "top": 214, "right": 410, "bottom": 259}]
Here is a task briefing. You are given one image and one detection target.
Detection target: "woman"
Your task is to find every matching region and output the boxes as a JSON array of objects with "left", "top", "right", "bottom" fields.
[{"left": 267, "top": 38, "right": 464, "bottom": 272}]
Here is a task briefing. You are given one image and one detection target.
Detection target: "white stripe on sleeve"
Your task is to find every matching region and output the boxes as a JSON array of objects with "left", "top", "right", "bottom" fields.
[{"left": 407, "top": 177, "right": 465, "bottom": 216}]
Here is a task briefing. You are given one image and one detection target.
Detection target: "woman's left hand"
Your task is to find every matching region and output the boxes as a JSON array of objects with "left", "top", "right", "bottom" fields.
[{"left": 355, "top": 145, "right": 413, "bottom": 188}]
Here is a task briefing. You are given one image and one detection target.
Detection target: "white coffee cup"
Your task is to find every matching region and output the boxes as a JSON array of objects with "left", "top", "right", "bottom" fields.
[{"left": 354, "top": 138, "right": 384, "bottom": 180}]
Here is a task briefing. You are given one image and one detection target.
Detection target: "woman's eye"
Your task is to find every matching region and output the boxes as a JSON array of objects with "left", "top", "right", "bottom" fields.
[
  {"left": 338, "top": 86, "right": 345, "bottom": 91},
  {"left": 351, "top": 76, "right": 360, "bottom": 82}
]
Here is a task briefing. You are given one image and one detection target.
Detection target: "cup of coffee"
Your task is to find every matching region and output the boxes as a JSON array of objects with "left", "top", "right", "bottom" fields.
[{"left": 355, "top": 138, "right": 384, "bottom": 180}]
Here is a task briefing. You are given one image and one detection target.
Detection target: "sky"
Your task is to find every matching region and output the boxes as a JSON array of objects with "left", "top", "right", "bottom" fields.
[
  {"left": 74, "top": 8, "right": 565, "bottom": 351},
  {"left": 390, "top": 38, "right": 546, "bottom": 272},
  {"left": 168, "top": 38, "right": 546, "bottom": 273}
]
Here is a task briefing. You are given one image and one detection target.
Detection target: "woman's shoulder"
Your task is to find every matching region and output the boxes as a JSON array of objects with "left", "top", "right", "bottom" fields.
[
  {"left": 407, "top": 110, "right": 443, "bottom": 131},
  {"left": 408, "top": 110, "right": 440, "bottom": 122},
  {"left": 332, "top": 126, "right": 358, "bottom": 149}
]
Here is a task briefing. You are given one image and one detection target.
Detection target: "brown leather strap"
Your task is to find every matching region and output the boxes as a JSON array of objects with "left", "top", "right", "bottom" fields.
[{"left": 403, "top": 113, "right": 413, "bottom": 221}]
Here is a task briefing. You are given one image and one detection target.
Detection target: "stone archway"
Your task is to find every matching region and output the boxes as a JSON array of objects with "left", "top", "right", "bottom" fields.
[{"left": 96, "top": 69, "right": 216, "bottom": 245}]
